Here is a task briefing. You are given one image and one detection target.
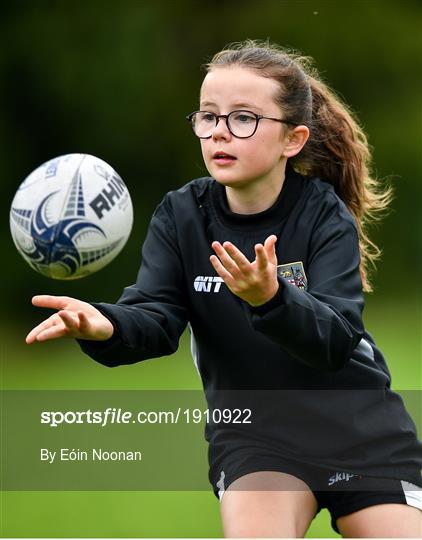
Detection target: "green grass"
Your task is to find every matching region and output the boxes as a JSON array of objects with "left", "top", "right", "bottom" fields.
[
  {"left": 0, "top": 491, "right": 337, "bottom": 538},
  {"left": 1, "top": 295, "right": 419, "bottom": 538}
]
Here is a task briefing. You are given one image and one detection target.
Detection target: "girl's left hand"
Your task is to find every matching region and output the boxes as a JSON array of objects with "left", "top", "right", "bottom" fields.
[{"left": 210, "top": 235, "right": 279, "bottom": 307}]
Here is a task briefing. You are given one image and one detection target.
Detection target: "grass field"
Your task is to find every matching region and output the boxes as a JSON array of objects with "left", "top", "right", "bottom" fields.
[{"left": 1, "top": 295, "right": 420, "bottom": 538}]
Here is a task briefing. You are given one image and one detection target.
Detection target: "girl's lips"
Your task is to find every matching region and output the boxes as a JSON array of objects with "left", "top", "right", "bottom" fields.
[
  {"left": 213, "top": 156, "right": 237, "bottom": 165},
  {"left": 212, "top": 152, "right": 237, "bottom": 165}
]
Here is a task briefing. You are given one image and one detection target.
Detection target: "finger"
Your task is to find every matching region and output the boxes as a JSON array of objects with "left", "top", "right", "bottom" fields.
[
  {"left": 26, "top": 315, "right": 61, "bottom": 344},
  {"left": 264, "top": 234, "right": 277, "bottom": 249},
  {"left": 264, "top": 235, "right": 278, "bottom": 264},
  {"left": 36, "top": 323, "right": 70, "bottom": 342},
  {"left": 78, "top": 311, "right": 90, "bottom": 331},
  {"left": 209, "top": 255, "right": 236, "bottom": 287},
  {"left": 77, "top": 311, "right": 94, "bottom": 337},
  {"left": 211, "top": 242, "right": 241, "bottom": 275},
  {"left": 32, "top": 295, "right": 69, "bottom": 310},
  {"left": 255, "top": 243, "right": 268, "bottom": 271},
  {"left": 263, "top": 235, "right": 277, "bottom": 255},
  {"left": 57, "top": 310, "right": 80, "bottom": 331},
  {"left": 222, "top": 241, "right": 251, "bottom": 270}
]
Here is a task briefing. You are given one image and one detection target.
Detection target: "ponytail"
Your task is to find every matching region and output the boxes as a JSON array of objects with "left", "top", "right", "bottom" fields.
[
  {"left": 206, "top": 40, "right": 393, "bottom": 292},
  {"left": 294, "top": 76, "right": 394, "bottom": 292}
]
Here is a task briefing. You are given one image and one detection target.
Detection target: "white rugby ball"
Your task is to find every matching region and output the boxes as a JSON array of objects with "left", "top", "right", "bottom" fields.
[{"left": 9, "top": 153, "right": 133, "bottom": 279}]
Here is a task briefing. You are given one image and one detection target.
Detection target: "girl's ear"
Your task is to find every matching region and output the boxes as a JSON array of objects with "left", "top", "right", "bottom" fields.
[{"left": 282, "top": 125, "right": 310, "bottom": 158}]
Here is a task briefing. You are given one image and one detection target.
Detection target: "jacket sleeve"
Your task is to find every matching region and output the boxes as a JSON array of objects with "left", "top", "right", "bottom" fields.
[
  {"left": 248, "top": 199, "right": 365, "bottom": 372},
  {"left": 77, "top": 195, "right": 189, "bottom": 367}
]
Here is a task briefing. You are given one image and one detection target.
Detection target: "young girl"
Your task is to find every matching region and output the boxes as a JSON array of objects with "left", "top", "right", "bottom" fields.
[{"left": 26, "top": 40, "right": 422, "bottom": 537}]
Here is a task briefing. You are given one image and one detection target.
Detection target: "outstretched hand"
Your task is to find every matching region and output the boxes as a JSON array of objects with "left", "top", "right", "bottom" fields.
[
  {"left": 210, "top": 235, "right": 279, "bottom": 307},
  {"left": 26, "top": 295, "right": 114, "bottom": 344}
]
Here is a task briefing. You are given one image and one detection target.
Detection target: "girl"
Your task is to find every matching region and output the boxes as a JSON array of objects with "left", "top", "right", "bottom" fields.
[{"left": 26, "top": 40, "right": 422, "bottom": 538}]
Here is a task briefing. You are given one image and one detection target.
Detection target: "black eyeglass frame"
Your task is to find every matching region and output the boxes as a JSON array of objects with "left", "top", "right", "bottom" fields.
[{"left": 186, "top": 110, "right": 298, "bottom": 139}]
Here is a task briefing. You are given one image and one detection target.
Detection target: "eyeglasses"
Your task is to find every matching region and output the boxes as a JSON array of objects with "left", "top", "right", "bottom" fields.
[{"left": 186, "top": 110, "right": 297, "bottom": 139}]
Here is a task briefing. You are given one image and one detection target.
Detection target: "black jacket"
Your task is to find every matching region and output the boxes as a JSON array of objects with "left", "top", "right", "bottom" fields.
[{"left": 78, "top": 164, "right": 422, "bottom": 486}]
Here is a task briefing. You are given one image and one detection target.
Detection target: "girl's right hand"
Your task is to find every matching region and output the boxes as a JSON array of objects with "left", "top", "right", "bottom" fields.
[{"left": 25, "top": 295, "right": 114, "bottom": 344}]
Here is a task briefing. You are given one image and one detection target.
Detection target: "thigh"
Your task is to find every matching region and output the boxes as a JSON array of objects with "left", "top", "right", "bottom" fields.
[
  {"left": 220, "top": 471, "right": 318, "bottom": 538},
  {"left": 336, "top": 503, "right": 422, "bottom": 538}
]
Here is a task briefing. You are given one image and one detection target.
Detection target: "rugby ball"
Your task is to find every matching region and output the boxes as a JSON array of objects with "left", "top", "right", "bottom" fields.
[{"left": 9, "top": 153, "right": 133, "bottom": 279}]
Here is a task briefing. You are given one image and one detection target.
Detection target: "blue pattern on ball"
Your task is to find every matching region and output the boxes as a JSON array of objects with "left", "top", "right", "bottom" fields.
[{"left": 12, "top": 192, "right": 106, "bottom": 277}]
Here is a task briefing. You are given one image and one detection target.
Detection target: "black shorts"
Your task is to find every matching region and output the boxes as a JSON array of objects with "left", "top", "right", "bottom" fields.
[{"left": 210, "top": 451, "right": 422, "bottom": 534}]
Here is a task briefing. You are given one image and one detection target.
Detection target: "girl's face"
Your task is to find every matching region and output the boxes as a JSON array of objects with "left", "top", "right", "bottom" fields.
[{"left": 199, "top": 66, "right": 291, "bottom": 191}]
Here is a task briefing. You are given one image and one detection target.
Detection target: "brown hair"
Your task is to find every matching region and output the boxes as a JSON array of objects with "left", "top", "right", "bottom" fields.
[{"left": 205, "top": 39, "right": 393, "bottom": 292}]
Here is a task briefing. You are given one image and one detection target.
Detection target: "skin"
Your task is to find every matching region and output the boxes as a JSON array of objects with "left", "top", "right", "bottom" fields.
[
  {"left": 199, "top": 66, "right": 308, "bottom": 214},
  {"left": 336, "top": 504, "right": 422, "bottom": 538},
  {"left": 25, "top": 295, "right": 114, "bottom": 343},
  {"left": 220, "top": 471, "right": 319, "bottom": 537}
]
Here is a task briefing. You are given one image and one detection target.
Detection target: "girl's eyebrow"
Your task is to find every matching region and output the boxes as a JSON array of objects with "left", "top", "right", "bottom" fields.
[{"left": 200, "top": 100, "right": 263, "bottom": 112}]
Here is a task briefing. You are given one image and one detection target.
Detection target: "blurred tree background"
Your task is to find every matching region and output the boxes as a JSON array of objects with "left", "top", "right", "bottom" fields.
[
  {"left": 2, "top": 0, "right": 421, "bottom": 314},
  {"left": 1, "top": 0, "right": 421, "bottom": 538}
]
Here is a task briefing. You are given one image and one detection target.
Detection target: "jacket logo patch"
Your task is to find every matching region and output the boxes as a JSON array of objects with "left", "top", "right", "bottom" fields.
[
  {"left": 194, "top": 276, "right": 224, "bottom": 293},
  {"left": 277, "top": 261, "right": 307, "bottom": 290}
]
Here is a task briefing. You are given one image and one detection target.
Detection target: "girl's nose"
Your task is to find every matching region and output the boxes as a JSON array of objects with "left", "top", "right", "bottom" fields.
[{"left": 212, "top": 117, "right": 232, "bottom": 140}]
